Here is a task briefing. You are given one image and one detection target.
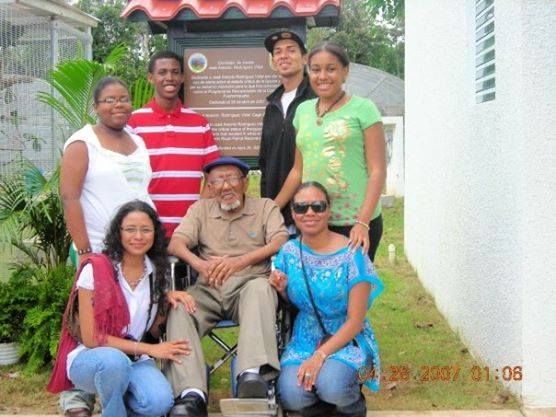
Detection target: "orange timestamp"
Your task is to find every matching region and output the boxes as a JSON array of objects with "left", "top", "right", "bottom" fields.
[{"left": 357, "top": 364, "right": 523, "bottom": 383}]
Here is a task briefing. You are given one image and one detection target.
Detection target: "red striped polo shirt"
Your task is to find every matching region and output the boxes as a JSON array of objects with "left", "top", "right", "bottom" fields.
[{"left": 128, "top": 98, "right": 220, "bottom": 236}]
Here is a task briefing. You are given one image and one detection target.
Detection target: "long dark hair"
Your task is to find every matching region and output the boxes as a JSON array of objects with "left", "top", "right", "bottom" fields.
[{"left": 103, "top": 200, "right": 168, "bottom": 304}]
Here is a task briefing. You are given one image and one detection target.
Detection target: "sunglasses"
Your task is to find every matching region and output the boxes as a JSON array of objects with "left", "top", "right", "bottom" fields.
[{"left": 292, "top": 200, "right": 328, "bottom": 214}]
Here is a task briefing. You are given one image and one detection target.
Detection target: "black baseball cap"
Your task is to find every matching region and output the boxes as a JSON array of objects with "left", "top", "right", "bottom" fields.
[
  {"left": 264, "top": 29, "right": 307, "bottom": 54},
  {"left": 203, "top": 157, "right": 250, "bottom": 176}
]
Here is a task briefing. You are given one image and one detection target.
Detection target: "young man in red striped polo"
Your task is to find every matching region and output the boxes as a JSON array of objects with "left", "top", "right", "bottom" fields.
[{"left": 128, "top": 51, "right": 220, "bottom": 237}]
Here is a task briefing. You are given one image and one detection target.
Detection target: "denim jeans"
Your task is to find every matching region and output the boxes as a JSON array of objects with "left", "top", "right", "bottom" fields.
[
  {"left": 278, "top": 359, "right": 365, "bottom": 416},
  {"left": 68, "top": 346, "right": 173, "bottom": 417}
]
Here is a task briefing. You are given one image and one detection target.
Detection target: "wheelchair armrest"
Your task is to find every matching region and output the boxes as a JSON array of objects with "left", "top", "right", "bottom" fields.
[{"left": 168, "top": 255, "right": 197, "bottom": 291}]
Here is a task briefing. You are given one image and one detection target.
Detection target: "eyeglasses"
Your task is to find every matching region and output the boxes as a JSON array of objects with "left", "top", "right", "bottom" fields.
[
  {"left": 208, "top": 176, "right": 244, "bottom": 187},
  {"left": 97, "top": 96, "right": 131, "bottom": 105},
  {"left": 121, "top": 227, "right": 155, "bottom": 235},
  {"left": 292, "top": 200, "right": 328, "bottom": 214}
]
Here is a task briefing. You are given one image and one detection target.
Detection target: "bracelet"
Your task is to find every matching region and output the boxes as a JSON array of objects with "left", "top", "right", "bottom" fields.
[
  {"left": 315, "top": 350, "right": 327, "bottom": 361},
  {"left": 133, "top": 341, "right": 139, "bottom": 357},
  {"left": 77, "top": 246, "right": 92, "bottom": 255},
  {"left": 354, "top": 220, "right": 370, "bottom": 230}
]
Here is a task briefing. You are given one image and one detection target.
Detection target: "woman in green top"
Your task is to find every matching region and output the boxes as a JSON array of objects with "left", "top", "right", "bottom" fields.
[{"left": 275, "top": 42, "right": 386, "bottom": 260}]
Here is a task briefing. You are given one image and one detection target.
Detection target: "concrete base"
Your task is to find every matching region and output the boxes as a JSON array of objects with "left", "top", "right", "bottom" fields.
[
  {"left": 367, "top": 412, "right": 522, "bottom": 417},
  {"left": 5, "top": 411, "right": 525, "bottom": 417},
  {"left": 381, "top": 194, "right": 396, "bottom": 208},
  {"left": 522, "top": 408, "right": 556, "bottom": 417}
]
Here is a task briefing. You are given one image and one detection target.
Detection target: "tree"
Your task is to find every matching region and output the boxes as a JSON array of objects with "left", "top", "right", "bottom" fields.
[
  {"left": 308, "top": 0, "right": 404, "bottom": 78},
  {"left": 365, "top": 0, "right": 405, "bottom": 23},
  {"left": 76, "top": 0, "right": 167, "bottom": 85}
]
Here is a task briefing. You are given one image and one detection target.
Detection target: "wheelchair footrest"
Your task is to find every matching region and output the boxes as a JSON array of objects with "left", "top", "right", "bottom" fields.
[{"left": 220, "top": 398, "right": 278, "bottom": 416}]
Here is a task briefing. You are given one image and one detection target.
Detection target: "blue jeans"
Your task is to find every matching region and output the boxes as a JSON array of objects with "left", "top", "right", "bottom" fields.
[
  {"left": 68, "top": 347, "right": 173, "bottom": 417},
  {"left": 278, "top": 360, "right": 365, "bottom": 415}
]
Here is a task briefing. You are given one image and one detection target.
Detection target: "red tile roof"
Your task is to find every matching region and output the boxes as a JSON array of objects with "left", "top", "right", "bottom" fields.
[{"left": 121, "top": 0, "right": 340, "bottom": 21}]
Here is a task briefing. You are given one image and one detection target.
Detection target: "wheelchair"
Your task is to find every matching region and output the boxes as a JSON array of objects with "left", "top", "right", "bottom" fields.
[{"left": 169, "top": 256, "right": 296, "bottom": 417}]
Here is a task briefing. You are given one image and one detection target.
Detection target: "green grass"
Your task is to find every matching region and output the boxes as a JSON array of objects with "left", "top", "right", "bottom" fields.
[{"left": 0, "top": 196, "right": 518, "bottom": 413}]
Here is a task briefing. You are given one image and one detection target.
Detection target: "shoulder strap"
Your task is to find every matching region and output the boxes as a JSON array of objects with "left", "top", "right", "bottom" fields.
[
  {"left": 140, "top": 272, "right": 155, "bottom": 341},
  {"left": 299, "top": 238, "right": 328, "bottom": 336}
]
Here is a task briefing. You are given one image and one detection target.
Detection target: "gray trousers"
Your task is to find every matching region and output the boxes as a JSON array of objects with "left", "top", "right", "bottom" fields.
[
  {"left": 60, "top": 388, "right": 95, "bottom": 412},
  {"left": 164, "top": 276, "right": 279, "bottom": 396}
]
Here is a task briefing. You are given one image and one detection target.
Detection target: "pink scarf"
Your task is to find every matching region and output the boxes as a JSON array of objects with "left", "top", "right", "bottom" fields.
[{"left": 47, "top": 254, "right": 130, "bottom": 393}]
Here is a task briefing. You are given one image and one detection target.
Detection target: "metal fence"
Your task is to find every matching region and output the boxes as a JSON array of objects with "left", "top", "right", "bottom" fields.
[{"left": 0, "top": 2, "right": 92, "bottom": 279}]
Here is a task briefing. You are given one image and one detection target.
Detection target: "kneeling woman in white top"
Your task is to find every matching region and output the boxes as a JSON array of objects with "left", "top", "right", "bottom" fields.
[{"left": 48, "top": 200, "right": 191, "bottom": 417}]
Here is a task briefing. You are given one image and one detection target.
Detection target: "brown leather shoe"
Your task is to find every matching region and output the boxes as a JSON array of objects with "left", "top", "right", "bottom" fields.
[{"left": 64, "top": 408, "right": 92, "bottom": 417}]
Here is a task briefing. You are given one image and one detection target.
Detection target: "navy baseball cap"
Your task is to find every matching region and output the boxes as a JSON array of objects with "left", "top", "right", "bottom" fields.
[
  {"left": 264, "top": 29, "right": 307, "bottom": 54},
  {"left": 203, "top": 157, "right": 250, "bottom": 176}
]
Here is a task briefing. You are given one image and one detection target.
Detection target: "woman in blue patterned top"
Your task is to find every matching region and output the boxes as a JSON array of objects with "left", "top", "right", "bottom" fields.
[{"left": 269, "top": 181, "right": 383, "bottom": 417}]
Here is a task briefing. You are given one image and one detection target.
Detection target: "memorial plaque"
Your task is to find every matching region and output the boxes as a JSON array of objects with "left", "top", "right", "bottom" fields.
[{"left": 183, "top": 48, "right": 280, "bottom": 157}]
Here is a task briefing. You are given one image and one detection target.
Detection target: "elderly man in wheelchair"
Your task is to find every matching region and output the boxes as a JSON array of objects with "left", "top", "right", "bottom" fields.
[{"left": 165, "top": 156, "right": 289, "bottom": 417}]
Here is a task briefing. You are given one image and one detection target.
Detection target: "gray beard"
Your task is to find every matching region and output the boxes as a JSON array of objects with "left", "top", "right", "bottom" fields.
[{"left": 220, "top": 199, "right": 241, "bottom": 212}]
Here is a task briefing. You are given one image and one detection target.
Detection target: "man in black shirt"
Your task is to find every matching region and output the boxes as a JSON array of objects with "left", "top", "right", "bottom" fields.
[{"left": 260, "top": 29, "right": 316, "bottom": 229}]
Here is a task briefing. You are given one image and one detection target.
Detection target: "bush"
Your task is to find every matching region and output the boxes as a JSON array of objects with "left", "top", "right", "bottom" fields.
[
  {"left": 18, "top": 264, "right": 74, "bottom": 373},
  {"left": 0, "top": 265, "right": 37, "bottom": 343},
  {"left": 0, "top": 163, "right": 71, "bottom": 269}
]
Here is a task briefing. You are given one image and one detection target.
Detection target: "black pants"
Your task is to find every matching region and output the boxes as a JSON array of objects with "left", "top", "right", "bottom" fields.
[{"left": 329, "top": 215, "right": 383, "bottom": 262}]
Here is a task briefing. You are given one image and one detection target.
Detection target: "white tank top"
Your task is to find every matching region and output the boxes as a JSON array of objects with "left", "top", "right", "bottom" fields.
[{"left": 63, "top": 124, "right": 154, "bottom": 252}]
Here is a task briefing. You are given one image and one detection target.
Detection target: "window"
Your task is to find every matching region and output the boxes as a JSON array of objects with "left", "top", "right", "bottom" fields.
[{"left": 475, "top": 0, "right": 495, "bottom": 103}]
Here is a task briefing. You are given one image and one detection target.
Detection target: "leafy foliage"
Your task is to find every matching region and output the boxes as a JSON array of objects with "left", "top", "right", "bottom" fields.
[
  {"left": 18, "top": 265, "right": 74, "bottom": 373},
  {"left": 37, "top": 44, "right": 127, "bottom": 130},
  {"left": 308, "top": 0, "right": 404, "bottom": 78},
  {"left": 0, "top": 161, "right": 70, "bottom": 269},
  {"left": 130, "top": 77, "right": 155, "bottom": 110},
  {"left": 76, "top": 0, "right": 167, "bottom": 87},
  {"left": 365, "top": 0, "right": 405, "bottom": 22},
  {"left": 0, "top": 263, "right": 74, "bottom": 373},
  {"left": 0, "top": 266, "right": 37, "bottom": 343}
]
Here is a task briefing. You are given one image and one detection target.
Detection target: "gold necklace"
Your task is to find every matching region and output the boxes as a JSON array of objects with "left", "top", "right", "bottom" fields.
[{"left": 315, "top": 91, "right": 346, "bottom": 126}]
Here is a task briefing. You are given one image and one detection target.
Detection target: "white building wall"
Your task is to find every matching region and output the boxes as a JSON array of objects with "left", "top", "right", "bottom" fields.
[
  {"left": 405, "top": 0, "right": 556, "bottom": 407},
  {"left": 518, "top": 0, "right": 556, "bottom": 408},
  {"left": 383, "top": 116, "right": 405, "bottom": 197}
]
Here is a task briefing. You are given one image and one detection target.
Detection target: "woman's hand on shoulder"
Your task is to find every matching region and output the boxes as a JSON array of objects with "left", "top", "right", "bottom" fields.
[
  {"left": 268, "top": 269, "right": 288, "bottom": 297},
  {"left": 147, "top": 339, "right": 190, "bottom": 363},
  {"left": 349, "top": 223, "right": 370, "bottom": 254},
  {"left": 166, "top": 290, "right": 197, "bottom": 313}
]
